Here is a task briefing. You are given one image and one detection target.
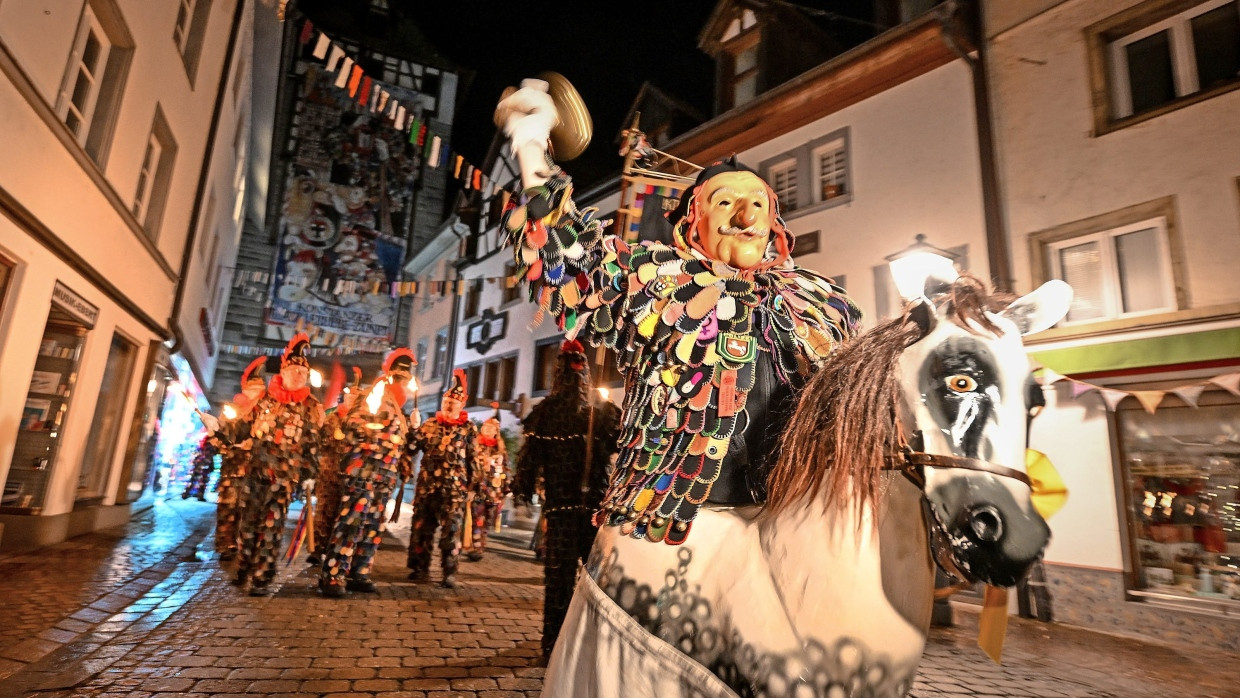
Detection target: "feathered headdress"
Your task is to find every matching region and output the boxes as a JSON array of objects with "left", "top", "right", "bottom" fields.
[
  {"left": 281, "top": 333, "right": 311, "bottom": 367},
  {"left": 444, "top": 368, "right": 467, "bottom": 401},
  {"left": 240, "top": 356, "right": 268, "bottom": 387}
]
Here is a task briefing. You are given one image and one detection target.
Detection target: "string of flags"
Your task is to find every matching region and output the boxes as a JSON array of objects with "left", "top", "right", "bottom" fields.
[
  {"left": 1038, "top": 365, "right": 1240, "bottom": 414},
  {"left": 299, "top": 20, "right": 508, "bottom": 199},
  {"left": 231, "top": 269, "right": 522, "bottom": 300}
]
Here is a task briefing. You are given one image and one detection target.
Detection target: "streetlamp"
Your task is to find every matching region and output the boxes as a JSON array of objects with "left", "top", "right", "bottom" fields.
[{"left": 885, "top": 234, "right": 959, "bottom": 301}]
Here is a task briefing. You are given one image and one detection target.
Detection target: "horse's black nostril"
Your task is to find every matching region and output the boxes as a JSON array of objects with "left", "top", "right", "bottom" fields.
[{"left": 968, "top": 505, "right": 1004, "bottom": 543}]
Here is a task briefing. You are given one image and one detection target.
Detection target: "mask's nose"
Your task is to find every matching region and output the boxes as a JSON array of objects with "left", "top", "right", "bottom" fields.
[{"left": 734, "top": 201, "right": 758, "bottom": 228}]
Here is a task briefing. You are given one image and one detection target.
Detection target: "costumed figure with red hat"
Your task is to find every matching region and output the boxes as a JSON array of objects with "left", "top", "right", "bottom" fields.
[
  {"left": 465, "top": 402, "right": 510, "bottom": 562},
  {"left": 209, "top": 356, "right": 276, "bottom": 560},
  {"left": 512, "top": 339, "right": 621, "bottom": 658},
  {"left": 404, "top": 369, "right": 477, "bottom": 588},
  {"left": 318, "top": 349, "right": 419, "bottom": 597},
  {"left": 496, "top": 84, "right": 861, "bottom": 670},
  {"left": 235, "top": 334, "right": 324, "bottom": 595},
  {"left": 308, "top": 366, "right": 365, "bottom": 565}
]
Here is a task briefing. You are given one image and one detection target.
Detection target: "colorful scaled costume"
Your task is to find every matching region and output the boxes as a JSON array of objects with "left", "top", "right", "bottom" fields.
[
  {"left": 236, "top": 334, "right": 323, "bottom": 595},
  {"left": 319, "top": 349, "right": 418, "bottom": 597},
  {"left": 182, "top": 435, "right": 217, "bottom": 501},
  {"left": 310, "top": 368, "right": 364, "bottom": 564},
  {"left": 503, "top": 154, "right": 861, "bottom": 544},
  {"left": 466, "top": 403, "right": 510, "bottom": 561},
  {"left": 513, "top": 339, "right": 621, "bottom": 657},
  {"left": 405, "top": 369, "right": 477, "bottom": 588},
  {"left": 212, "top": 356, "right": 275, "bottom": 560}
]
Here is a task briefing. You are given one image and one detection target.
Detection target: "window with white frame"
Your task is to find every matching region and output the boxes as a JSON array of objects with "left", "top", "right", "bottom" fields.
[
  {"left": 814, "top": 138, "right": 847, "bottom": 203},
  {"left": 769, "top": 159, "right": 798, "bottom": 213},
  {"left": 132, "top": 108, "right": 177, "bottom": 236},
  {"left": 173, "top": 0, "right": 212, "bottom": 83},
  {"left": 59, "top": 6, "right": 109, "bottom": 143},
  {"left": 414, "top": 338, "right": 428, "bottom": 378},
  {"left": 1103, "top": 0, "right": 1240, "bottom": 120},
  {"left": 431, "top": 327, "right": 449, "bottom": 380},
  {"left": 1046, "top": 218, "right": 1177, "bottom": 323}
]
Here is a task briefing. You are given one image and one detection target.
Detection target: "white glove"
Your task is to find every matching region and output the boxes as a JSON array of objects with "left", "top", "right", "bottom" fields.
[
  {"left": 496, "top": 81, "right": 558, "bottom": 152},
  {"left": 201, "top": 413, "right": 220, "bottom": 434},
  {"left": 302, "top": 478, "right": 316, "bottom": 493}
]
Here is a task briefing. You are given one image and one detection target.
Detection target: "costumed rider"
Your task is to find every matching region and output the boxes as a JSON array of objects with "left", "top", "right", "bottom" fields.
[
  {"left": 235, "top": 333, "right": 324, "bottom": 595},
  {"left": 496, "top": 80, "right": 861, "bottom": 611},
  {"left": 309, "top": 366, "right": 365, "bottom": 565},
  {"left": 318, "top": 349, "right": 418, "bottom": 597},
  {"left": 207, "top": 356, "right": 276, "bottom": 561},
  {"left": 512, "top": 339, "right": 621, "bottom": 658},
  {"left": 466, "top": 402, "right": 510, "bottom": 562},
  {"left": 404, "top": 369, "right": 477, "bottom": 589}
]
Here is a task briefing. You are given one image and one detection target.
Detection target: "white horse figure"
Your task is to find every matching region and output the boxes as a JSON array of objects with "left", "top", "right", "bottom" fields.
[{"left": 545, "top": 274, "right": 1073, "bottom": 698}]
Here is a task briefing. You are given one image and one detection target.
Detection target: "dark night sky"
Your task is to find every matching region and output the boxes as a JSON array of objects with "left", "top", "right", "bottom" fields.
[{"left": 303, "top": 0, "right": 884, "bottom": 187}]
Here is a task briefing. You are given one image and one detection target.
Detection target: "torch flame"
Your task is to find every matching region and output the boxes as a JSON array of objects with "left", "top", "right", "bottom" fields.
[
  {"left": 222, "top": 403, "right": 238, "bottom": 420},
  {"left": 597, "top": 387, "right": 610, "bottom": 401},
  {"left": 365, "top": 380, "right": 385, "bottom": 414}
]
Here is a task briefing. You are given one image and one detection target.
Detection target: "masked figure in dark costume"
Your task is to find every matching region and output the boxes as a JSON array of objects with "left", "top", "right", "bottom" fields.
[
  {"left": 513, "top": 339, "right": 621, "bottom": 658},
  {"left": 209, "top": 356, "right": 274, "bottom": 560},
  {"left": 466, "top": 403, "right": 510, "bottom": 561},
  {"left": 319, "top": 349, "right": 418, "bottom": 597},
  {"left": 236, "top": 334, "right": 323, "bottom": 595},
  {"left": 405, "top": 369, "right": 477, "bottom": 588},
  {"left": 181, "top": 436, "right": 215, "bottom": 501}
]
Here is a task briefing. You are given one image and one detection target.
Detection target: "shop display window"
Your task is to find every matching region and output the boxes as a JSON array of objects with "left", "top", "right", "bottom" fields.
[
  {"left": 1116, "top": 390, "right": 1240, "bottom": 605},
  {"left": 2, "top": 307, "right": 88, "bottom": 513}
]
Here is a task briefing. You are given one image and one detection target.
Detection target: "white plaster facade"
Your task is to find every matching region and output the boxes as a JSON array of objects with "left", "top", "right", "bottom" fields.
[{"left": 0, "top": 0, "right": 257, "bottom": 549}]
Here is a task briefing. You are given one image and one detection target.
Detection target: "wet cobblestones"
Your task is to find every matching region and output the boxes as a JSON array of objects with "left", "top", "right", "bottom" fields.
[{"left": 0, "top": 498, "right": 1236, "bottom": 697}]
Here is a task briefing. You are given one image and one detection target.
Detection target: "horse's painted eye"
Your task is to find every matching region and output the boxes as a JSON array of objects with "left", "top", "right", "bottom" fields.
[{"left": 946, "top": 375, "right": 977, "bottom": 392}]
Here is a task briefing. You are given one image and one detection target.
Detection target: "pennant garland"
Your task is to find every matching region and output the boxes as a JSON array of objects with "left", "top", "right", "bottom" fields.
[{"left": 1039, "top": 365, "right": 1240, "bottom": 415}]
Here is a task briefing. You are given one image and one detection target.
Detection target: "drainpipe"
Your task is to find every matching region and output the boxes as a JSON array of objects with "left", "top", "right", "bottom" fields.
[
  {"left": 167, "top": 0, "right": 247, "bottom": 358},
  {"left": 936, "top": 0, "right": 1013, "bottom": 294},
  {"left": 442, "top": 218, "right": 469, "bottom": 405}
]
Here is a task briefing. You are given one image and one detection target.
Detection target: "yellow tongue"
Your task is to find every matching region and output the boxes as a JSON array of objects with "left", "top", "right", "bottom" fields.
[
  {"left": 1026, "top": 449, "right": 1069, "bottom": 520},
  {"left": 978, "top": 584, "right": 1009, "bottom": 663}
]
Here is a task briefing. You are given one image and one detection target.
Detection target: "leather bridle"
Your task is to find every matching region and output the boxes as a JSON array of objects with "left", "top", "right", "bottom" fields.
[{"left": 885, "top": 448, "right": 1032, "bottom": 490}]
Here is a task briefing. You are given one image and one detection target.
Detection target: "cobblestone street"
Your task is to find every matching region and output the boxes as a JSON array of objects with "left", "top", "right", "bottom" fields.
[{"left": 0, "top": 498, "right": 1236, "bottom": 698}]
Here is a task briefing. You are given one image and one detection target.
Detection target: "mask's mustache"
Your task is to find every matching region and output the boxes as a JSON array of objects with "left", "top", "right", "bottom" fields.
[{"left": 718, "top": 225, "right": 766, "bottom": 237}]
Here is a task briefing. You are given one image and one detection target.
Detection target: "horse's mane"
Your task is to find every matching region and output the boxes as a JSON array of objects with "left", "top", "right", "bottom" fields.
[{"left": 765, "top": 274, "right": 1015, "bottom": 517}]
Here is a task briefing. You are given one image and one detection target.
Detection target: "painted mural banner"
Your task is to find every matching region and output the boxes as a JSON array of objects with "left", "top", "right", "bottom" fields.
[{"left": 266, "top": 61, "right": 419, "bottom": 344}]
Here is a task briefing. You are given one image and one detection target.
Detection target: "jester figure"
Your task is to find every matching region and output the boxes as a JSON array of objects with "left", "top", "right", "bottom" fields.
[
  {"left": 466, "top": 403, "right": 510, "bottom": 562},
  {"left": 495, "top": 82, "right": 861, "bottom": 653},
  {"left": 319, "top": 350, "right": 418, "bottom": 597},
  {"left": 309, "top": 367, "right": 364, "bottom": 565},
  {"left": 513, "top": 339, "right": 621, "bottom": 658},
  {"left": 209, "top": 356, "right": 275, "bottom": 560},
  {"left": 235, "top": 334, "right": 324, "bottom": 595},
  {"left": 404, "top": 369, "right": 477, "bottom": 588}
]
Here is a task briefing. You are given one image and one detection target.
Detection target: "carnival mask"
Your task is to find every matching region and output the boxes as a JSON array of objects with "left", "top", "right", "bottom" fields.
[
  {"left": 694, "top": 171, "right": 773, "bottom": 270},
  {"left": 281, "top": 364, "right": 309, "bottom": 391}
]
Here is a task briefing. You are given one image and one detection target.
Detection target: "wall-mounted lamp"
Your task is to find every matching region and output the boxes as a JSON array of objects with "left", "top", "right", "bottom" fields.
[{"left": 884, "top": 234, "right": 958, "bottom": 300}]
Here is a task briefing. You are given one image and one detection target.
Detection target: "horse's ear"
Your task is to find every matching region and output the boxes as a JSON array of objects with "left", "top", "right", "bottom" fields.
[
  {"left": 906, "top": 298, "right": 937, "bottom": 339},
  {"left": 1000, "top": 280, "right": 1073, "bottom": 336}
]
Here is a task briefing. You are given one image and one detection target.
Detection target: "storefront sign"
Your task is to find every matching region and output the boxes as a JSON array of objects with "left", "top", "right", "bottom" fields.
[
  {"left": 52, "top": 281, "right": 98, "bottom": 328},
  {"left": 465, "top": 308, "right": 508, "bottom": 355}
]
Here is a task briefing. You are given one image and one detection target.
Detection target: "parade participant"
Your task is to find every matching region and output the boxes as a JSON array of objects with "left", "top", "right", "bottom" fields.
[
  {"left": 319, "top": 349, "right": 418, "bottom": 597},
  {"left": 512, "top": 339, "right": 621, "bottom": 658},
  {"left": 496, "top": 83, "right": 861, "bottom": 545},
  {"left": 465, "top": 403, "right": 510, "bottom": 562},
  {"left": 211, "top": 356, "right": 274, "bottom": 560},
  {"left": 235, "top": 334, "right": 324, "bottom": 595},
  {"left": 308, "top": 367, "right": 364, "bottom": 565},
  {"left": 181, "top": 434, "right": 216, "bottom": 502},
  {"left": 404, "top": 369, "right": 477, "bottom": 588}
]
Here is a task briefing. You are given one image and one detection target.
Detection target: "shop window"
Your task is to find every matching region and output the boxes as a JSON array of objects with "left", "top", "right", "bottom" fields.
[
  {"left": 3, "top": 306, "right": 90, "bottom": 512},
  {"left": 1115, "top": 389, "right": 1240, "bottom": 605},
  {"left": 133, "top": 106, "right": 178, "bottom": 237},
  {"left": 1088, "top": 0, "right": 1240, "bottom": 132},
  {"left": 56, "top": 1, "right": 132, "bottom": 165},
  {"left": 173, "top": 0, "right": 213, "bottom": 84},
  {"left": 1045, "top": 217, "right": 1176, "bottom": 324},
  {"left": 77, "top": 332, "right": 138, "bottom": 501}
]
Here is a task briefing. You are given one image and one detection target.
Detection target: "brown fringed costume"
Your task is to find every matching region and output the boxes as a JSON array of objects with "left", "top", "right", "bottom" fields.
[{"left": 513, "top": 340, "right": 621, "bottom": 657}]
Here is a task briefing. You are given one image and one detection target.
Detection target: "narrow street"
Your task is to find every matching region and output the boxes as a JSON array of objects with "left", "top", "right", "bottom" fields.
[{"left": 0, "top": 500, "right": 1235, "bottom": 698}]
